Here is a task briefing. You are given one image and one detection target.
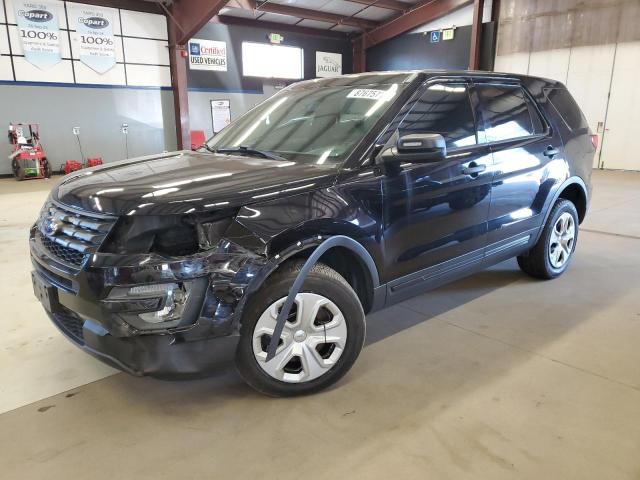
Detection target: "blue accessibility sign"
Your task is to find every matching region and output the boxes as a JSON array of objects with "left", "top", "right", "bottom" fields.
[{"left": 430, "top": 31, "right": 441, "bottom": 43}]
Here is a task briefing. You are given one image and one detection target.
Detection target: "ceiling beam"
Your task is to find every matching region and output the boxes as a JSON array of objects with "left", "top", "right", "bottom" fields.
[
  {"left": 255, "top": 2, "right": 379, "bottom": 30},
  {"left": 212, "top": 15, "right": 350, "bottom": 40},
  {"left": 169, "top": 0, "right": 230, "bottom": 45},
  {"left": 358, "top": 0, "right": 473, "bottom": 49},
  {"left": 344, "top": 0, "right": 408, "bottom": 12},
  {"left": 226, "top": 0, "right": 255, "bottom": 9}
]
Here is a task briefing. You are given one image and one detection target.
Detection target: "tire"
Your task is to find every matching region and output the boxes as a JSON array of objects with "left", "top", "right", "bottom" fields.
[
  {"left": 14, "top": 163, "right": 25, "bottom": 181},
  {"left": 517, "top": 198, "right": 579, "bottom": 279},
  {"left": 236, "top": 261, "right": 366, "bottom": 397},
  {"left": 43, "top": 158, "right": 52, "bottom": 178}
]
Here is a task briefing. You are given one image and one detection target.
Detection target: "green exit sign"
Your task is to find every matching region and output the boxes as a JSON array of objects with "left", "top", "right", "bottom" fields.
[
  {"left": 268, "top": 33, "right": 284, "bottom": 44},
  {"left": 442, "top": 29, "right": 455, "bottom": 41}
]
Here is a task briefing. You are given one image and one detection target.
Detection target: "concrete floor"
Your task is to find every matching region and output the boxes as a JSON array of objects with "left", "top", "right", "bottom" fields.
[{"left": 1, "top": 170, "right": 639, "bottom": 479}]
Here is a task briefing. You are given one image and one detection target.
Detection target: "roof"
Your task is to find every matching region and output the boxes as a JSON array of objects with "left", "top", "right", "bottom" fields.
[
  {"left": 289, "top": 70, "right": 562, "bottom": 90},
  {"left": 219, "top": 0, "right": 424, "bottom": 34}
]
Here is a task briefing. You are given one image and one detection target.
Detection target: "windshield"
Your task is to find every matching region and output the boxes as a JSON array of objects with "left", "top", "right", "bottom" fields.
[{"left": 205, "top": 82, "right": 404, "bottom": 165}]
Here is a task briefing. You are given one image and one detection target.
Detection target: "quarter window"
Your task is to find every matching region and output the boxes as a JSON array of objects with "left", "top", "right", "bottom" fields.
[
  {"left": 477, "top": 85, "right": 543, "bottom": 142},
  {"left": 399, "top": 83, "right": 477, "bottom": 149}
]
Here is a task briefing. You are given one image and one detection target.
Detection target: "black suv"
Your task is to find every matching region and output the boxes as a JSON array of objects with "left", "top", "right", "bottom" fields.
[{"left": 30, "top": 71, "right": 594, "bottom": 396}]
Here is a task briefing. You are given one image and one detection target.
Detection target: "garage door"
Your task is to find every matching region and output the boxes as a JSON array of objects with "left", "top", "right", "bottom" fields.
[{"left": 598, "top": 41, "right": 640, "bottom": 171}]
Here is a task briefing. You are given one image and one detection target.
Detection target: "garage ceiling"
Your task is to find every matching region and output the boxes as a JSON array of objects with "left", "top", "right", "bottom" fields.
[{"left": 220, "top": 0, "right": 424, "bottom": 34}]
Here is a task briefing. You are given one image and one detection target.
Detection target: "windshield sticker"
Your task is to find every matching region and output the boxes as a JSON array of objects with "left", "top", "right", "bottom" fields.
[{"left": 347, "top": 89, "right": 386, "bottom": 100}]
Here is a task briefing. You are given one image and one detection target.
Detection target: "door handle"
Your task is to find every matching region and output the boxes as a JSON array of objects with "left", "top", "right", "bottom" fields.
[
  {"left": 461, "top": 162, "right": 486, "bottom": 176},
  {"left": 543, "top": 146, "right": 560, "bottom": 158}
]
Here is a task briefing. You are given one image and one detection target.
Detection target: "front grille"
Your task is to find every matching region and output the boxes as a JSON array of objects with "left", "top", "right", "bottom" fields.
[
  {"left": 38, "top": 232, "right": 88, "bottom": 266},
  {"left": 52, "top": 311, "right": 85, "bottom": 345},
  {"left": 37, "top": 202, "right": 116, "bottom": 269}
]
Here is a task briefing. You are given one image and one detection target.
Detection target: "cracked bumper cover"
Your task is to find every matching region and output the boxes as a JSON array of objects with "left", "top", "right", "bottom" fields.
[{"left": 30, "top": 227, "right": 269, "bottom": 378}]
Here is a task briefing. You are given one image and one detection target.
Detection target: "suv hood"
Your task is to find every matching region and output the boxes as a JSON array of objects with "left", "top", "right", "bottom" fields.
[{"left": 54, "top": 151, "right": 338, "bottom": 216}]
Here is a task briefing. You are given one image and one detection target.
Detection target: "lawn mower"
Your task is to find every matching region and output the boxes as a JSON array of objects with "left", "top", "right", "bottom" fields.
[{"left": 8, "top": 123, "right": 51, "bottom": 181}]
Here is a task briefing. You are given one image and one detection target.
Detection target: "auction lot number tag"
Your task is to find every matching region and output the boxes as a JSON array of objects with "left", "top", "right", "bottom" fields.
[{"left": 347, "top": 89, "right": 386, "bottom": 100}]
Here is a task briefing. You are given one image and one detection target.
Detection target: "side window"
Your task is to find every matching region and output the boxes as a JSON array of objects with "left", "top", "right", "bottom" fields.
[
  {"left": 546, "top": 87, "right": 589, "bottom": 132},
  {"left": 477, "top": 85, "right": 543, "bottom": 142},
  {"left": 398, "top": 83, "right": 477, "bottom": 149}
]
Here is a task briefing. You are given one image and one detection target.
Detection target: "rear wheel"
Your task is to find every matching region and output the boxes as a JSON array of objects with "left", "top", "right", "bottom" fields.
[
  {"left": 517, "top": 199, "right": 579, "bottom": 279},
  {"left": 13, "top": 161, "right": 25, "bottom": 181},
  {"left": 236, "top": 261, "right": 365, "bottom": 396}
]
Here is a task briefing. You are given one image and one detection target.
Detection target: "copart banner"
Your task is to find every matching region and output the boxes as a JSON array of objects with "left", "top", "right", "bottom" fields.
[
  {"left": 73, "top": 6, "right": 116, "bottom": 74},
  {"left": 14, "top": 1, "right": 61, "bottom": 70}
]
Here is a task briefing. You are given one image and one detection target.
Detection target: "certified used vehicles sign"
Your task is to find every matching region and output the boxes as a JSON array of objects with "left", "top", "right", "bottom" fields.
[{"left": 188, "top": 39, "right": 227, "bottom": 72}]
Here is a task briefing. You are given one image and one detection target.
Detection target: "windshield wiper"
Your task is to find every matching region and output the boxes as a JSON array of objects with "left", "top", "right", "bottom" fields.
[{"left": 213, "top": 146, "right": 287, "bottom": 161}]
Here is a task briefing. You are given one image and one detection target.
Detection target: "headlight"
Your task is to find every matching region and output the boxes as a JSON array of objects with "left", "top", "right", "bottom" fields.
[{"left": 101, "top": 212, "right": 235, "bottom": 256}]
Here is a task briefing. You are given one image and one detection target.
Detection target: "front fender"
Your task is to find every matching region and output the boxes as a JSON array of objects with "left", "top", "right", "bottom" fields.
[{"left": 229, "top": 234, "right": 383, "bottom": 332}]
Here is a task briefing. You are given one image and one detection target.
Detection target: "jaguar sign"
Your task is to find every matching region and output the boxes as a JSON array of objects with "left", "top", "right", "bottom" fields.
[{"left": 316, "top": 51, "right": 342, "bottom": 78}]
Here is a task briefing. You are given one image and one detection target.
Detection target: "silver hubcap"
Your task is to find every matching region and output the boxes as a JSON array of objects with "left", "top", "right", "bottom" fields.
[
  {"left": 549, "top": 212, "right": 576, "bottom": 269},
  {"left": 252, "top": 293, "right": 347, "bottom": 383}
]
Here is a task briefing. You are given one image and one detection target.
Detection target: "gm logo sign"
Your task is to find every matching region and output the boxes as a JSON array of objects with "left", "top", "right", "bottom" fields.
[{"left": 190, "top": 43, "right": 201, "bottom": 56}]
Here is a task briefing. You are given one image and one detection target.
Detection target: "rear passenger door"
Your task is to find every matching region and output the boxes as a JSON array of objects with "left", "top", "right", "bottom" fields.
[{"left": 475, "top": 81, "right": 564, "bottom": 259}]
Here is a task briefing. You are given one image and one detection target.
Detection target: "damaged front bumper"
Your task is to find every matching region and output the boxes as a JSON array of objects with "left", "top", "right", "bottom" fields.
[{"left": 30, "top": 227, "right": 269, "bottom": 378}]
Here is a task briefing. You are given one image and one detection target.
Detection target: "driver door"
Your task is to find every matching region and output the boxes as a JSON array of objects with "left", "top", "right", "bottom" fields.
[{"left": 381, "top": 80, "right": 494, "bottom": 303}]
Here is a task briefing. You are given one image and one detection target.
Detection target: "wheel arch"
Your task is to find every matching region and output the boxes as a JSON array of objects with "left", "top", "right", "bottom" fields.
[
  {"left": 545, "top": 176, "right": 588, "bottom": 224},
  {"left": 291, "top": 243, "right": 379, "bottom": 314},
  {"left": 557, "top": 180, "right": 588, "bottom": 223},
  {"left": 232, "top": 235, "right": 382, "bottom": 332}
]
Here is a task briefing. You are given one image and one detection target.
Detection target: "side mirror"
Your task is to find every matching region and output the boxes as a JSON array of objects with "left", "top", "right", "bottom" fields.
[{"left": 378, "top": 133, "right": 447, "bottom": 166}]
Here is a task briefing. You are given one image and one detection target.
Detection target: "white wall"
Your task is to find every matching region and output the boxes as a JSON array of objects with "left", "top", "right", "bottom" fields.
[
  {"left": 0, "top": 0, "right": 170, "bottom": 88},
  {"left": 411, "top": 0, "right": 493, "bottom": 34},
  {"left": 0, "top": 0, "right": 176, "bottom": 172},
  {"left": 495, "top": 41, "right": 640, "bottom": 171}
]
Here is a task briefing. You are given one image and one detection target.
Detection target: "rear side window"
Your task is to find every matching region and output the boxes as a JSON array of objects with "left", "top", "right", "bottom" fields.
[
  {"left": 477, "top": 84, "right": 544, "bottom": 142},
  {"left": 399, "top": 83, "right": 477, "bottom": 149},
  {"left": 546, "top": 87, "right": 588, "bottom": 132}
]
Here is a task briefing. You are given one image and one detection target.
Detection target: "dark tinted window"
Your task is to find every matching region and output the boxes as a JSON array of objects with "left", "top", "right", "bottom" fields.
[
  {"left": 477, "top": 85, "right": 539, "bottom": 142},
  {"left": 546, "top": 87, "right": 588, "bottom": 131},
  {"left": 399, "top": 83, "right": 477, "bottom": 149},
  {"left": 528, "top": 95, "right": 545, "bottom": 135}
]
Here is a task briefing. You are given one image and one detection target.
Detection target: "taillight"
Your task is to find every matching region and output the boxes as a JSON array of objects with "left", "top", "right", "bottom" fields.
[{"left": 590, "top": 134, "right": 599, "bottom": 150}]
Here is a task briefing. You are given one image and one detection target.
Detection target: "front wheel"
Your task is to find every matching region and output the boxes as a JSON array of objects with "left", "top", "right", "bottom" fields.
[
  {"left": 517, "top": 199, "right": 579, "bottom": 279},
  {"left": 236, "top": 261, "right": 365, "bottom": 396},
  {"left": 43, "top": 158, "right": 52, "bottom": 178}
]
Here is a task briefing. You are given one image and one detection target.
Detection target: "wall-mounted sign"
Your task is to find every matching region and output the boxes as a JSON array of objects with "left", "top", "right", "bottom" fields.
[
  {"left": 14, "top": 1, "right": 61, "bottom": 70},
  {"left": 188, "top": 38, "right": 227, "bottom": 71},
  {"left": 316, "top": 51, "right": 342, "bottom": 78},
  {"left": 430, "top": 31, "right": 441, "bottom": 43},
  {"left": 242, "top": 42, "right": 303, "bottom": 79},
  {"left": 268, "top": 33, "right": 284, "bottom": 44},
  {"left": 442, "top": 28, "right": 455, "bottom": 41},
  {"left": 72, "top": 6, "right": 116, "bottom": 74},
  {"left": 211, "top": 99, "right": 231, "bottom": 134}
]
